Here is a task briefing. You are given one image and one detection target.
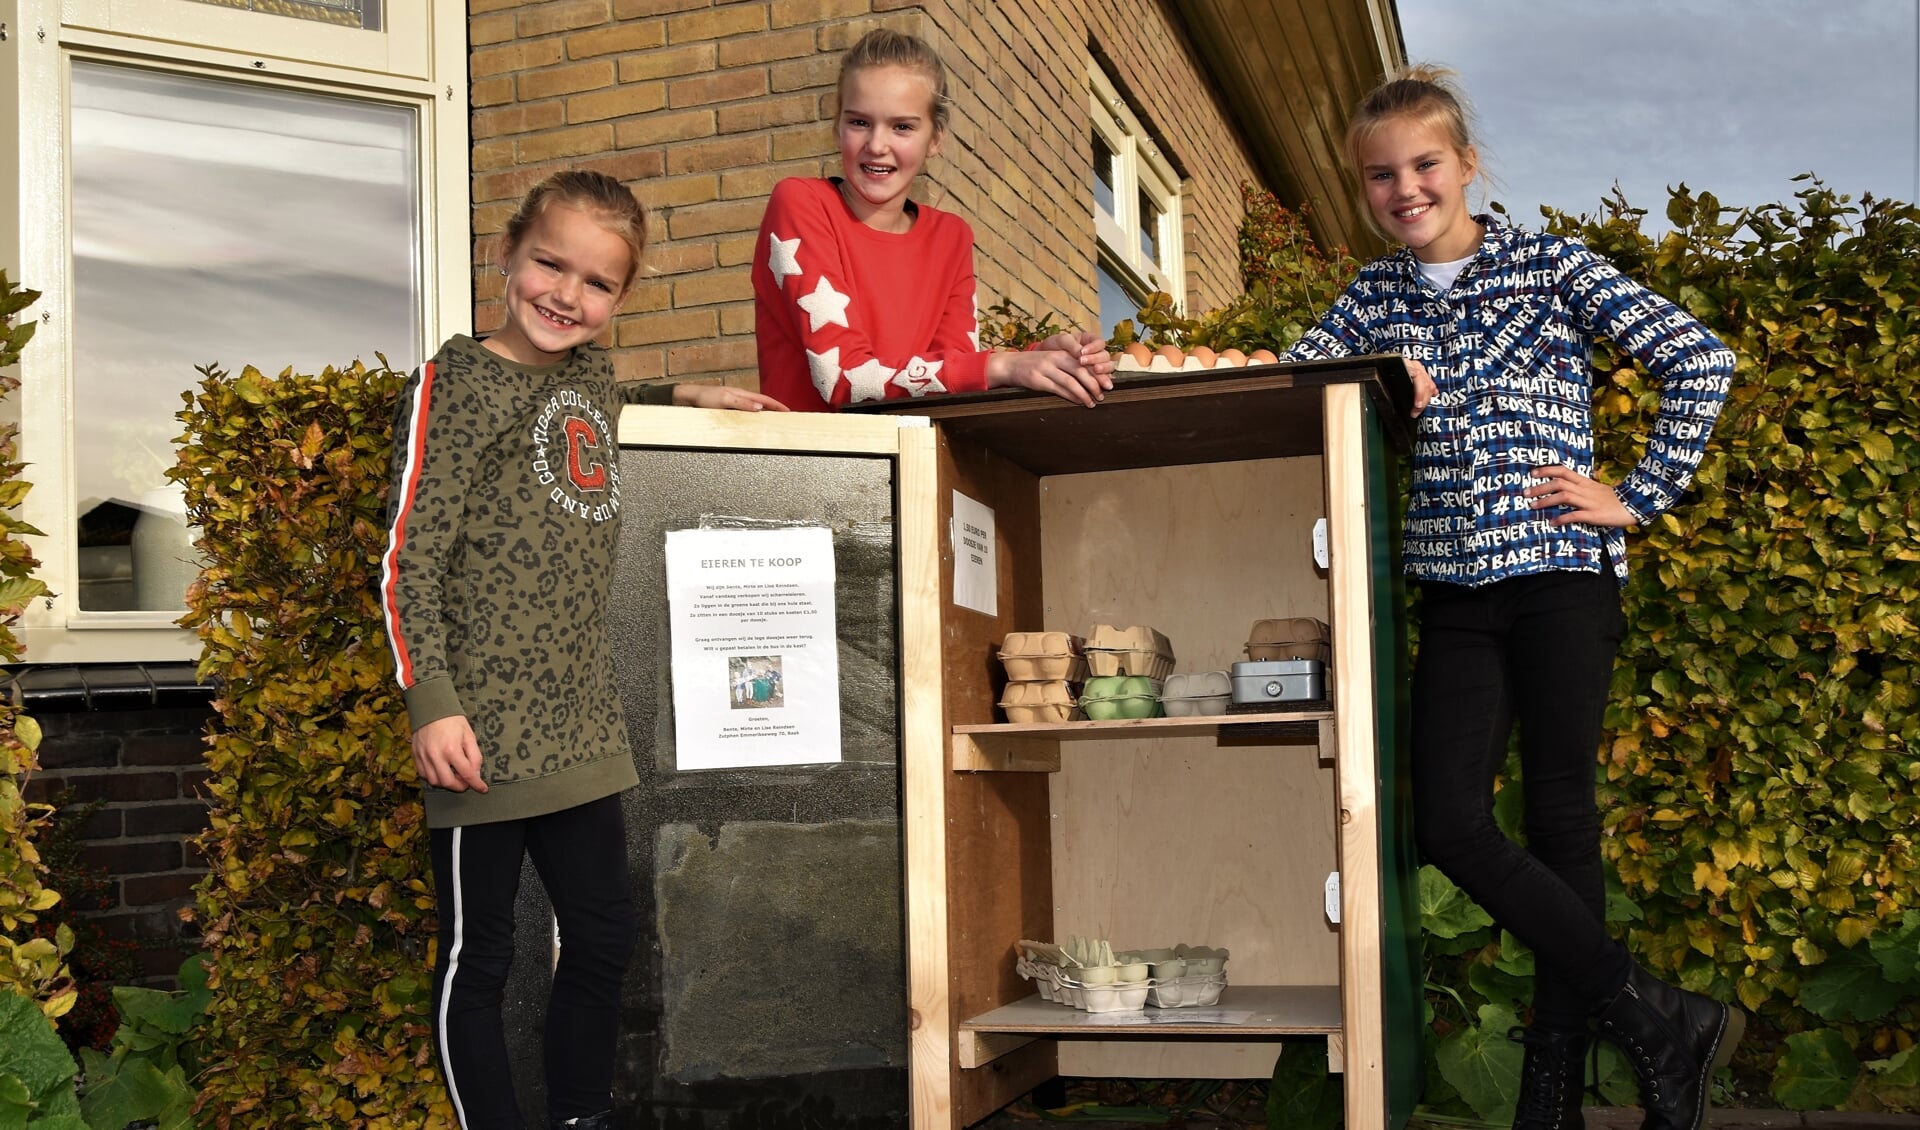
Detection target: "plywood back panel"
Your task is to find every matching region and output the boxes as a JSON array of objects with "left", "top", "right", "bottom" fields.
[
  {"left": 1039, "top": 457, "right": 1338, "bottom": 1079},
  {"left": 1037, "top": 457, "right": 1329, "bottom": 665}
]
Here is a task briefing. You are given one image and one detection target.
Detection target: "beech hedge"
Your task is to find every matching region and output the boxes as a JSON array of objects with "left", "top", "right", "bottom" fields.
[
  {"left": 1569, "top": 183, "right": 1920, "bottom": 1111},
  {"left": 0, "top": 270, "right": 71, "bottom": 1022},
  {"left": 173, "top": 361, "right": 453, "bottom": 1129}
]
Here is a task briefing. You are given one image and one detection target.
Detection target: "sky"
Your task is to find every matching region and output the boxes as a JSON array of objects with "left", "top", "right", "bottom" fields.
[{"left": 1396, "top": 0, "right": 1919, "bottom": 228}]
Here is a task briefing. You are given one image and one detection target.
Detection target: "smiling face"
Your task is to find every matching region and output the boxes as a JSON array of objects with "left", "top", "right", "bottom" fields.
[
  {"left": 1360, "top": 117, "right": 1482, "bottom": 263},
  {"left": 487, "top": 203, "right": 632, "bottom": 366},
  {"left": 835, "top": 63, "right": 942, "bottom": 231}
]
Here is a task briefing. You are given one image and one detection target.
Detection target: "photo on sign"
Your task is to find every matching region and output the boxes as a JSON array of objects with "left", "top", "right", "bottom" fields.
[{"left": 728, "top": 655, "right": 785, "bottom": 710}]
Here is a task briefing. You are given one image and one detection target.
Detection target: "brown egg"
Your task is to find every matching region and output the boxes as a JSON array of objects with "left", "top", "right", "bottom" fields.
[
  {"left": 1153, "top": 343, "right": 1186, "bottom": 368},
  {"left": 1121, "top": 341, "right": 1153, "bottom": 369},
  {"left": 1189, "top": 345, "right": 1217, "bottom": 368},
  {"left": 1219, "top": 348, "right": 1247, "bottom": 367},
  {"left": 1249, "top": 348, "right": 1278, "bottom": 366}
]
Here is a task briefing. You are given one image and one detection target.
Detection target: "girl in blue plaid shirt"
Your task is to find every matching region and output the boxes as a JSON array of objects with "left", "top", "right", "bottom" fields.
[{"left": 1285, "top": 66, "right": 1738, "bottom": 1130}]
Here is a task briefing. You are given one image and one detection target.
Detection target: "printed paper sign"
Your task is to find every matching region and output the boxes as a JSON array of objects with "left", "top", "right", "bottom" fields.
[{"left": 665, "top": 527, "right": 841, "bottom": 770}]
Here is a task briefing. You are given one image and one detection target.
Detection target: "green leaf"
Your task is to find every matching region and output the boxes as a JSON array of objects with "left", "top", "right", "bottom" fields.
[
  {"left": 111, "top": 983, "right": 204, "bottom": 1036},
  {"left": 0, "top": 992, "right": 78, "bottom": 1118},
  {"left": 0, "top": 1073, "right": 34, "bottom": 1128},
  {"left": 78, "top": 1052, "right": 189, "bottom": 1129},
  {"left": 1799, "top": 946, "right": 1903, "bottom": 1022},
  {"left": 1858, "top": 431, "right": 1895, "bottom": 462},
  {"left": 1868, "top": 909, "right": 1920, "bottom": 984},
  {"left": 1420, "top": 865, "right": 1495, "bottom": 939},
  {"left": 1603, "top": 870, "right": 1644, "bottom": 923},
  {"left": 1868, "top": 1044, "right": 1920, "bottom": 1086},
  {"left": 1491, "top": 930, "right": 1535, "bottom": 978},
  {"left": 1434, "top": 1003, "right": 1523, "bottom": 1123},
  {"left": 1266, "top": 1039, "right": 1342, "bottom": 1130},
  {"left": 1467, "top": 960, "right": 1531, "bottom": 1011},
  {"left": 1771, "top": 1028, "right": 1860, "bottom": 1110}
]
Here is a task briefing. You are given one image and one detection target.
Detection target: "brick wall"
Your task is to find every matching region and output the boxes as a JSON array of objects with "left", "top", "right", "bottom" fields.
[
  {"left": 25, "top": 704, "right": 212, "bottom": 985},
  {"left": 469, "top": 0, "right": 1266, "bottom": 392}
]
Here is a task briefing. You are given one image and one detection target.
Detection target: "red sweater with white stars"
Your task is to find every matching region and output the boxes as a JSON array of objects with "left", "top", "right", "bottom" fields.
[{"left": 751, "top": 176, "right": 991, "bottom": 411}]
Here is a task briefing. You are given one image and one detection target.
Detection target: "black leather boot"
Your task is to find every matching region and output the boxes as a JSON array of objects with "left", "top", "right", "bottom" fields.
[
  {"left": 1509, "top": 1025, "right": 1587, "bottom": 1129},
  {"left": 1593, "top": 964, "right": 1745, "bottom": 1130},
  {"left": 550, "top": 1112, "right": 616, "bottom": 1130}
]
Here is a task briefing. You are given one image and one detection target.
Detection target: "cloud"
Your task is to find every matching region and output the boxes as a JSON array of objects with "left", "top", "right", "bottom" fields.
[{"left": 1399, "top": 0, "right": 1917, "bottom": 222}]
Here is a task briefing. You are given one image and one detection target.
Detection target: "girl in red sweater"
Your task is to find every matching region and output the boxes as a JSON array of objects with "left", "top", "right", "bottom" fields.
[{"left": 751, "top": 27, "right": 1115, "bottom": 411}]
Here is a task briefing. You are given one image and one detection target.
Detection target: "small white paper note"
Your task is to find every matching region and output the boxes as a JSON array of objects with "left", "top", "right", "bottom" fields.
[{"left": 950, "top": 491, "right": 997, "bottom": 616}]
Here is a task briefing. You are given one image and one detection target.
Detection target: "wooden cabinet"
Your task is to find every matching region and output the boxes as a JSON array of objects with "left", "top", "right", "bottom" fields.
[
  {"left": 862, "top": 358, "right": 1422, "bottom": 1129},
  {"left": 619, "top": 357, "right": 1420, "bottom": 1128}
]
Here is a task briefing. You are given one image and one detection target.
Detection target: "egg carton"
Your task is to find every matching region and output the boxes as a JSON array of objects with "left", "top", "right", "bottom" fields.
[
  {"left": 1161, "top": 670, "right": 1231, "bottom": 717},
  {"left": 997, "top": 631, "right": 1088, "bottom": 682},
  {"left": 997, "top": 679, "right": 1081, "bottom": 724},
  {"left": 1015, "top": 940, "right": 1228, "bottom": 1012},
  {"left": 1079, "top": 675, "right": 1163, "bottom": 720},
  {"left": 1246, "top": 617, "right": 1331, "bottom": 664},
  {"left": 1083, "top": 624, "right": 1175, "bottom": 681},
  {"left": 1146, "top": 972, "right": 1228, "bottom": 1008},
  {"left": 1014, "top": 957, "right": 1150, "bottom": 1013}
]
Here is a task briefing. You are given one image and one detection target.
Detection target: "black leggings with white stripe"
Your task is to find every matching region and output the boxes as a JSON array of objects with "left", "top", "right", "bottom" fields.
[{"left": 429, "top": 794, "right": 636, "bottom": 1129}]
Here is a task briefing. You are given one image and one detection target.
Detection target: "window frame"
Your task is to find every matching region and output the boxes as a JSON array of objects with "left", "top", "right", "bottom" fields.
[
  {"left": 1088, "top": 66, "right": 1185, "bottom": 318},
  {"left": 5, "top": 0, "right": 470, "bottom": 663}
]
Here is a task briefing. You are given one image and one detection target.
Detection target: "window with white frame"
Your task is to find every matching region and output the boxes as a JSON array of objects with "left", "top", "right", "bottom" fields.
[
  {"left": 7, "top": 0, "right": 469, "bottom": 663},
  {"left": 1089, "top": 67, "right": 1184, "bottom": 338}
]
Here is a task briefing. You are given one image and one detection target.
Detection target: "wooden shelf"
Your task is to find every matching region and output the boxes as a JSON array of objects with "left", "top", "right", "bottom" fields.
[
  {"left": 951, "top": 711, "right": 1334, "bottom": 772},
  {"left": 964, "top": 983, "right": 1340, "bottom": 1035}
]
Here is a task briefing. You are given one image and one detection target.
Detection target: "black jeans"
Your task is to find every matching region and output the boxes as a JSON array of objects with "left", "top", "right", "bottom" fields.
[
  {"left": 429, "top": 793, "right": 637, "bottom": 1129},
  {"left": 1412, "top": 569, "right": 1633, "bottom": 1029}
]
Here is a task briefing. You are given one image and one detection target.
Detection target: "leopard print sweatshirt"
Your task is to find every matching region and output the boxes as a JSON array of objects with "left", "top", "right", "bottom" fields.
[{"left": 381, "top": 334, "right": 673, "bottom": 828}]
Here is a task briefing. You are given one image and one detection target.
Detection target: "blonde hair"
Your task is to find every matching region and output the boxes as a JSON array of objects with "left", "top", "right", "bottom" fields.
[
  {"left": 1344, "top": 63, "right": 1477, "bottom": 176},
  {"left": 836, "top": 27, "right": 951, "bottom": 135},
  {"left": 502, "top": 170, "right": 649, "bottom": 290}
]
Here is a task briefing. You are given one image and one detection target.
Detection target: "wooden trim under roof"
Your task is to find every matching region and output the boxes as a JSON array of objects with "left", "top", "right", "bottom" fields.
[{"left": 1176, "top": 0, "right": 1405, "bottom": 257}]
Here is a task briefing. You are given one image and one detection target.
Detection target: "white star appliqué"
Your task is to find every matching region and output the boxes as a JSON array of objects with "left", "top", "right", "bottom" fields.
[
  {"left": 845, "top": 359, "right": 896, "bottom": 403},
  {"left": 806, "top": 347, "right": 841, "bottom": 402},
  {"left": 967, "top": 291, "right": 981, "bottom": 351},
  {"left": 892, "top": 356, "right": 946, "bottom": 397},
  {"left": 767, "top": 232, "right": 802, "bottom": 287},
  {"left": 795, "top": 276, "right": 851, "bottom": 332}
]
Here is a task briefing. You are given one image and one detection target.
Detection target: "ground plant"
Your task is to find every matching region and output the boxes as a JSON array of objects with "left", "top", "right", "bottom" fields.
[
  {"left": 0, "top": 953, "right": 211, "bottom": 1130},
  {"left": 173, "top": 360, "right": 453, "bottom": 1129}
]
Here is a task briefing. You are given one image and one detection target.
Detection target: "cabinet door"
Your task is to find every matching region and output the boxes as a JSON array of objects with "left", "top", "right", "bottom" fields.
[
  {"left": 1326, "top": 384, "right": 1422, "bottom": 1130},
  {"left": 539, "top": 408, "right": 946, "bottom": 1127}
]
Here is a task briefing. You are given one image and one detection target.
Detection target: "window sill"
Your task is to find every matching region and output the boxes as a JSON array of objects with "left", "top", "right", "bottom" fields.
[{"left": 5, "top": 662, "right": 214, "bottom": 712}]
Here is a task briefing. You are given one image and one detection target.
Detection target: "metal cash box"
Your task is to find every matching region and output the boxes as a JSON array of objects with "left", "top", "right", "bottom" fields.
[{"left": 1229, "top": 659, "right": 1326, "bottom": 704}]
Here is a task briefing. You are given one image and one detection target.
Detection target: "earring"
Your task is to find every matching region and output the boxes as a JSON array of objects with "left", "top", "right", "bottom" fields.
[{"left": 499, "top": 267, "right": 508, "bottom": 276}]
